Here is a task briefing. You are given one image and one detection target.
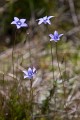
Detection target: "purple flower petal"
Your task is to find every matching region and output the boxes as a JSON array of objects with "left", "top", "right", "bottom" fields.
[
  {"left": 14, "top": 17, "right": 19, "bottom": 22},
  {"left": 11, "top": 21, "right": 16, "bottom": 24},
  {"left": 33, "top": 67, "right": 36, "bottom": 73},
  {"left": 20, "top": 19, "right": 26, "bottom": 23},
  {"left": 49, "top": 34, "right": 54, "bottom": 39},
  {"left": 59, "top": 34, "right": 63, "bottom": 38},
  {"left": 28, "top": 67, "right": 32, "bottom": 72},
  {"left": 24, "top": 75, "right": 28, "bottom": 79},
  {"left": 21, "top": 23, "right": 28, "bottom": 27},
  {"left": 38, "top": 19, "right": 43, "bottom": 25},
  {"left": 54, "top": 31, "right": 58, "bottom": 36},
  {"left": 43, "top": 16, "right": 47, "bottom": 20},
  {"left": 47, "top": 20, "right": 51, "bottom": 25},
  {"left": 16, "top": 25, "right": 21, "bottom": 29},
  {"left": 48, "top": 16, "right": 54, "bottom": 19},
  {"left": 23, "top": 71, "right": 28, "bottom": 75},
  {"left": 23, "top": 70, "right": 30, "bottom": 79}
]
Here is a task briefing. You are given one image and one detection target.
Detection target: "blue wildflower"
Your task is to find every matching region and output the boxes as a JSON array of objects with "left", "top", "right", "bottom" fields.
[
  {"left": 36, "top": 16, "right": 54, "bottom": 25},
  {"left": 23, "top": 67, "right": 36, "bottom": 79},
  {"left": 49, "top": 31, "right": 63, "bottom": 42},
  {"left": 11, "top": 17, "right": 28, "bottom": 29}
]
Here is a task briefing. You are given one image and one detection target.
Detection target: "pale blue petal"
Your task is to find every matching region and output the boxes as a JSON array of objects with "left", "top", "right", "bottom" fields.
[
  {"left": 16, "top": 25, "right": 21, "bottom": 29},
  {"left": 20, "top": 19, "right": 26, "bottom": 23},
  {"left": 21, "top": 23, "right": 28, "bottom": 27},
  {"left": 24, "top": 75, "right": 28, "bottom": 79},
  {"left": 47, "top": 20, "right": 51, "bottom": 25},
  {"left": 38, "top": 19, "right": 43, "bottom": 25},
  {"left": 28, "top": 68, "right": 33, "bottom": 75},
  {"left": 43, "top": 16, "right": 47, "bottom": 20},
  {"left": 28, "top": 67, "right": 32, "bottom": 72},
  {"left": 11, "top": 21, "right": 16, "bottom": 24},
  {"left": 33, "top": 67, "right": 36, "bottom": 73},
  {"left": 14, "top": 17, "right": 19, "bottom": 22},
  {"left": 48, "top": 16, "right": 54, "bottom": 19},
  {"left": 59, "top": 34, "right": 63, "bottom": 38},
  {"left": 54, "top": 31, "right": 58, "bottom": 36},
  {"left": 23, "top": 70, "right": 28, "bottom": 75},
  {"left": 49, "top": 34, "right": 54, "bottom": 39}
]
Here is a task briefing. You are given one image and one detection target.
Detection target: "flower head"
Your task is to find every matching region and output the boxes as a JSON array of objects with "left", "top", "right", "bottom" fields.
[
  {"left": 49, "top": 31, "right": 63, "bottom": 42},
  {"left": 11, "top": 17, "right": 28, "bottom": 29},
  {"left": 23, "top": 67, "right": 36, "bottom": 79},
  {"left": 36, "top": 16, "right": 54, "bottom": 25}
]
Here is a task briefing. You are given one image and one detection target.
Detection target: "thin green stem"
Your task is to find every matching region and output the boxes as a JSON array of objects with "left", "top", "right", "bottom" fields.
[
  {"left": 55, "top": 42, "right": 66, "bottom": 97},
  {"left": 50, "top": 41, "right": 55, "bottom": 82},
  {"left": 25, "top": 30, "right": 34, "bottom": 119},
  {"left": 46, "top": 25, "right": 55, "bottom": 82},
  {"left": 27, "top": 32, "right": 32, "bottom": 67},
  {"left": 2, "top": 73, "right": 5, "bottom": 107},
  {"left": 12, "top": 29, "right": 17, "bottom": 79},
  {"left": 30, "top": 78, "right": 34, "bottom": 120},
  {"left": 55, "top": 43, "right": 62, "bottom": 77},
  {"left": 50, "top": 41, "right": 57, "bottom": 105},
  {"left": 46, "top": 25, "right": 57, "bottom": 118},
  {"left": 55, "top": 42, "right": 69, "bottom": 119}
]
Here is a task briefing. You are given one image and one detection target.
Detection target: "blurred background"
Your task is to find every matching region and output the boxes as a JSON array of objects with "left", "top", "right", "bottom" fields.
[
  {"left": 0, "top": 0, "right": 80, "bottom": 50},
  {"left": 0, "top": 0, "right": 80, "bottom": 119}
]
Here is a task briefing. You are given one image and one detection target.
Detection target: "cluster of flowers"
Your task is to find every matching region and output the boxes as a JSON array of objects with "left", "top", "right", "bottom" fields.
[{"left": 11, "top": 16, "right": 63, "bottom": 79}]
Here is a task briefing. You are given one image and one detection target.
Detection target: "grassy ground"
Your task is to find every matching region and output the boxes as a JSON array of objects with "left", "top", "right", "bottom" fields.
[{"left": 0, "top": 29, "right": 80, "bottom": 119}]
